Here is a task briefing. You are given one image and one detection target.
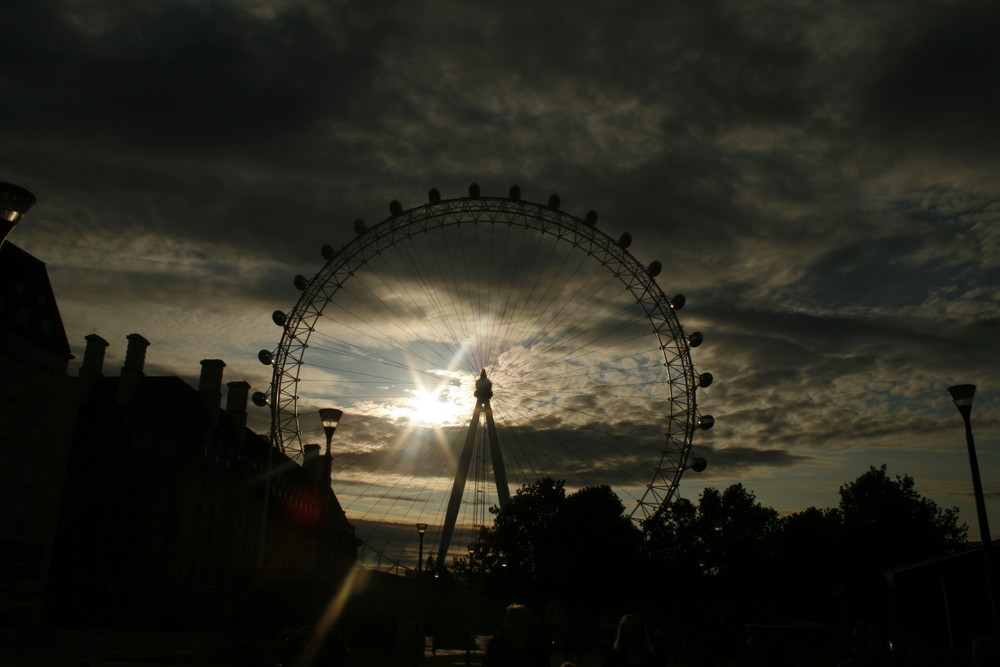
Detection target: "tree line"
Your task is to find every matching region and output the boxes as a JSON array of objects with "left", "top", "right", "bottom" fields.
[{"left": 433, "top": 465, "right": 966, "bottom": 644}]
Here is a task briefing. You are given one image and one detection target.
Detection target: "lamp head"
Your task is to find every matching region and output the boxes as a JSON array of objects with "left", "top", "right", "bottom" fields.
[
  {"left": 0, "top": 182, "right": 36, "bottom": 245},
  {"left": 416, "top": 523, "right": 428, "bottom": 535},
  {"left": 320, "top": 408, "right": 343, "bottom": 432},
  {"left": 948, "top": 384, "right": 976, "bottom": 417},
  {"left": 0, "top": 183, "right": 36, "bottom": 223}
]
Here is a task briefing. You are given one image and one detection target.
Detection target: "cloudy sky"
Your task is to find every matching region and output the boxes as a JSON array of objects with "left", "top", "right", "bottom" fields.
[{"left": 4, "top": 0, "right": 999, "bottom": 564}]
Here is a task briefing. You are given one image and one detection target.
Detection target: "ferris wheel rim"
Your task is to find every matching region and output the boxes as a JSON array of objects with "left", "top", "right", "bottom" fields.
[{"left": 263, "top": 188, "right": 707, "bottom": 534}]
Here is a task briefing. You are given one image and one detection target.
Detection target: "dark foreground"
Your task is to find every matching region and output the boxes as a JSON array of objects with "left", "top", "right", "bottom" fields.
[
  {"left": 0, "top": 649, "right": 480, "bottom": 667},
  {"left": 0, "top": 634, "right": 983, "bottom": 667}
]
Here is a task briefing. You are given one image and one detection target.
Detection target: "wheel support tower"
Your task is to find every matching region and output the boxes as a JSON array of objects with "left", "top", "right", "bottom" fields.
[{"left": 437, "top": 371, "right": 510, "bottom": 568}]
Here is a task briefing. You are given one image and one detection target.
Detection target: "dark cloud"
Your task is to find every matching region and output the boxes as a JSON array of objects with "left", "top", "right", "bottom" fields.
[
  {"left": 860, "top": 2, "right": 1000, "bottom": 158},
  {"left": 695, "top": 445, "right": 815, "bottom": 476}
]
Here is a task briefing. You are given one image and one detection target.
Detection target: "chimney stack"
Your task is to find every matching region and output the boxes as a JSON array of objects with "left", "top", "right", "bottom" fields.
[
  {"left": 225, "top": 380, "right": 250, "bottom": 444},
  {"left": 79, "top": 333, "right": 109, "bottom": 386},
  {"left": 303, "top": 444, "right": 322, "bottom": 488},
  {"left": 116, "top": 333, "right": 149, "bottom": 405},
  {"left": 199, "top": 359, "right": 226, "bottom": 426}
]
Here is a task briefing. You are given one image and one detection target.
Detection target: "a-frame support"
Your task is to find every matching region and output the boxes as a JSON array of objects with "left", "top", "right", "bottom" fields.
[{"left": 436, "top": 370, "right": 509, "bottom": 568}]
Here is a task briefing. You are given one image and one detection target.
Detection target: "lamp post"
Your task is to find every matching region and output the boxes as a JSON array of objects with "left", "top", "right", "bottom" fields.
[
  {"left": 948, "top": 384, "right": 997, "bottom": 636},
  {"left": 416, "top": 522, "right": 429, "bottom": 663},
  {"left": 0, "top": 182, "right": 36, "bottom": 248},
  {"left": 320, "top": 408, "right": 343, "bottom": 483},
  {"left": 320, "top": 408, "right": 343, "bottom": 456},
  {"left": 416, "top": 523, "right": 429, "bottom": 573}
]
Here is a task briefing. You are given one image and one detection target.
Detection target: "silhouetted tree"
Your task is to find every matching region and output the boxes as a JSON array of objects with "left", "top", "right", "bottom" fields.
[
  {"left": 452, "top": 465, "right": 968, "bottom": 641},
  {"left": 838, "top": 464, "right": 966, "bottom": 574},
  {"left": 542, "top": 483, "right": 643, "bottom": 606},
  {"left": 771, "top": 506, "right": 846, "bottom": 620},
  {"left": 456, "top": 478, "right": 643, "bottom": 612},
  {"left": 454, "top": 477, "right": 567, "bottom": 606},
  {"left": 645, "top": 484, "right": 778, "bottom": 578},
  {"left": 766, "top": 465, "right": 968, "bottom": 625}
]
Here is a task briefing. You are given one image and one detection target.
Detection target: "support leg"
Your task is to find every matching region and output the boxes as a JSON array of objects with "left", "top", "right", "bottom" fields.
[{"left": 437, "top": 403, "right": 482, "bottom": 568}]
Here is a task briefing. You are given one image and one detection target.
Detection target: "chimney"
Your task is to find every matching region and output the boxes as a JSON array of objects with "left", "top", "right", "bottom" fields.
[
  {"left": 116, "top": 333, "right": 149, "bottom": 405},
  {"left": 199, "top": 359, "right": 226, "bottom": 426},
  {"left": 225, "top": 380, "right": 250, "bottom": 444},
  {"left": 303, "top": 444, "right": 322, "bottom": 488},
  {"left": 79, "top": 333, "right": 109, "bottom": 385}
]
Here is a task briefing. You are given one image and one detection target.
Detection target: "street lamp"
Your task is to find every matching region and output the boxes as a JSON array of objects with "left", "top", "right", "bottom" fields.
[
  {"left": 319, "top": 408, "right": 343, "bottom": 492},
  {"left": 416, "top": 523, "right": 429, "bottom": 573},
  {"left": 948, "top": 385, "right": 992, "bottom": 547},
  {"left": 416, "top": 522, "right": 430, "bottom": 664},
  {"left": 948, "top": 384, "right": 997, "bottom": 636},
  {"left": 320, "top": 408, "right": 343, "bottom": 456},
  {"left": 0, "top": 182, "right": 36, "bottom": 247}
]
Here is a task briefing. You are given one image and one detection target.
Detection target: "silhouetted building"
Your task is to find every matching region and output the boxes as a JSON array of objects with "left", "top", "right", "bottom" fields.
[
  {"left": 45, "top": 336, "right": 359, "bottom": 631},
  {"left": 0, "top": 242, "right": 77, "bottom": 627},
  {"left": 885, "top": 541, "right": 999, "bottom": 655},
  {"left": 0, "top": 239, "right": 360, "bottom": 637}
]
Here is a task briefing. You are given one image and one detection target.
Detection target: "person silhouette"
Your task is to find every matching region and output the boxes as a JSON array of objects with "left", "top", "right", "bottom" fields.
[
  {"left": 483, "top": 604, "right": 550, "bottom": 667},
  {"left": 601, "top": 615, "right": 660, "bottom": 667}
]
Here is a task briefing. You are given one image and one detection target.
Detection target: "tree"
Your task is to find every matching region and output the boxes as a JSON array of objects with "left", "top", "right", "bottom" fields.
[
  {"left": 770, "top": 506, "right": 846, "bottom": 620},
  {"left": 838, "top": 464, "right": 967, "bottom": 573},
  {"left": 455, "top": 478, "right": 643, "bottom": 611}
]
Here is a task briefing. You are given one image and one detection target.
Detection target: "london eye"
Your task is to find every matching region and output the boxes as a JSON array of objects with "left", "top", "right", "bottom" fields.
[{"left": 257, "top": 184, "right": 714, "bottom": 571}]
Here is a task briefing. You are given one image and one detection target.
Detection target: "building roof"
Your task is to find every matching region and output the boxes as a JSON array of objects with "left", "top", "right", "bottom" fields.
[{"left": 0, "top": 242, "right": 72, "bottom": 359}]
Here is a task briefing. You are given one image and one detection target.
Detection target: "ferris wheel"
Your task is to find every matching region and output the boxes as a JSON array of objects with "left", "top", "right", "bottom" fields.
[{"left": 256, "top": 184, "right": 714, "bottom": 571}]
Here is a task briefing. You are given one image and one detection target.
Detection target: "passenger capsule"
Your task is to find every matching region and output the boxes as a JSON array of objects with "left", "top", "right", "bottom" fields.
[
  {"left": 698, "top": 415, "right": 715, "bottom": 430},
  {"left": 251, "top": 391, "right": 269, "bottom": 407},
  {"left": 258, "top": 349, "right": 274, "bottom": 365},
  {"left": 698, "top": 372, "right": 714, "bottom": 388},
  {"left": 647, "top": 261, "right": 662, "bottom": 278},
  {"left": 690, "top": 457, "right": 708, "bottom": 473},
  {"left": 548, "top": 194, "right": 560, "bottom": 209},
  {"left": 689, "top": 331, "right": 704, "bottom": 348},
  {"left": 354, "top": 218, "right": 367, "bottom": 235},
  {"left": 272, "top": 310, "right": 287, "bottom": 327},
  {"left": 294, "top": 274, "right": 308, "bottom": 291},
  {"left": 671, "top": 294, "right": 686, "bottom": 310},
  {"left": 428, "top": 188, "right": 441, "bottom": 203},
  {"left": 389, "top": 200, "right": 403, "bottom": 216},
  {"left": 321, "top": 244, "right": 335, "bottom": 260},
  {"left": 469, "top": 183, "right": 481, "bottom": 198},
  {"left": 509, "top": 185, "right": 521, "bottom": 200},
  {"left": 585, "top": 210, "right": 597, "bottom": 226},
  {"left": 618, "top": 232, "right": 632, "bottom": 249}
]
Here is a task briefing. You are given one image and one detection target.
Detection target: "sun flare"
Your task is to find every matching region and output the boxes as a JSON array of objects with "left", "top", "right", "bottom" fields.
[{"left": 404, "top": 385, "right": 475, "bottom": 427}]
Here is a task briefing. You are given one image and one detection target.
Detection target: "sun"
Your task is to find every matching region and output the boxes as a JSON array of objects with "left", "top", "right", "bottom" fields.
[{"left": 404, "top": 384, "right": 475, "bottom": 427}]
